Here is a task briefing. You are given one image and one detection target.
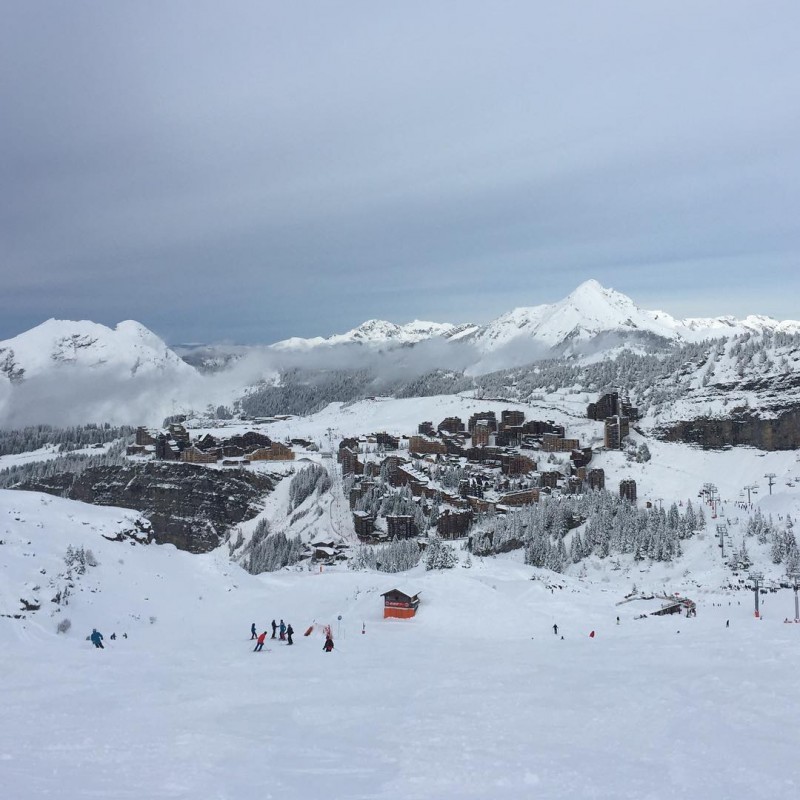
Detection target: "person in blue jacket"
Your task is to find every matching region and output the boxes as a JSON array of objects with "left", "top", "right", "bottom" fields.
[
  {"left": 279, "top": 620, "right": 286, "bottom": 641},
  {"left": 90, "top": 629, "right": 104, "bottom": 649}
]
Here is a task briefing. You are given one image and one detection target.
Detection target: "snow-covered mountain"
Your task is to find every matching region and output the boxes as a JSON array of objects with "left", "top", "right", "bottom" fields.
[
  {"left": 0, "top": 320, "right": 199, "bottom": 427},
  {"left": 272, "top": 319, "right": 468, "bottom": 351},
  {"left": 0, "top": 319, "right": 195, "bottom": 384},
  {"left": 268, "top": 280, "right": 800, "bottom": 357},
  {"left": 467, "top": 280, "right": 681, "bottom": 352}
]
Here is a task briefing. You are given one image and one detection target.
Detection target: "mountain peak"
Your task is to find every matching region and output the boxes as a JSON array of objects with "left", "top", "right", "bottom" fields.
[
  {"left": 569, "top": 278, "right": 606, "bottom": 296},
  {"left": 564, "top": 279, "right": 631, "bottom": 309}
]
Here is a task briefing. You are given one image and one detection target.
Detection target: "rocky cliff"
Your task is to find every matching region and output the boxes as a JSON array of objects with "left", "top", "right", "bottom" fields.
[
  {"left": 654, "top": 408, "right": 800, "bottom": 451},
  {"left": 16, "top": 462, "right": 273, "bottom": 553}
]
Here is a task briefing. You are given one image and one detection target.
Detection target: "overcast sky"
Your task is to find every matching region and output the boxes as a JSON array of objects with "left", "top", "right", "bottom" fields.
[{"left": 2, "top": 1, "right": 799, "bottom": 344}]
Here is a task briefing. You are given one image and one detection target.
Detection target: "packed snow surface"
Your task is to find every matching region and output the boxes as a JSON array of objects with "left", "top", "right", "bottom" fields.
[{"left": 2, "top": 486, "right": 800, "bottom": 799}]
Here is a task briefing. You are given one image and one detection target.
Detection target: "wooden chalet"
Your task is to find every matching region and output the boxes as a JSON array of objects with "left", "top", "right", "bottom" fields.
[{"left": 381, "top": 588, "right": 421, "bottom": 619}]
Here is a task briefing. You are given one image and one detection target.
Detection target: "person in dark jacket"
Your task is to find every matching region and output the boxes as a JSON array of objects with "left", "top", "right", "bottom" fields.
[
  {"left": 286, "top": 624, "right": 294, "bottom": 645},
  {"left": 552, "top": 623, "right": 558, "bottom": 635},
  {"left": 251, "top": 623, "right": 257, "bottom": 640},
  {"left": 279, "top": 620, "right": 286, "bottom": 640},
  {"left": 90, "top": 629, "right": 104, "bottom": 649},
  {"left": 323, "top": 635, "right": 334, "bottom": 653},
  {"left": 271, "top": 619, "right": 277, "bottom": 639},
  {"left": 254, "top": 631, "right": 267, "bottom": 652}
]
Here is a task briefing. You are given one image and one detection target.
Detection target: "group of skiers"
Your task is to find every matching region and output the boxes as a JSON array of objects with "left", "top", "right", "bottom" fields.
[
  {"left": 250, "top": 620, "right": 334, "bottom": 653},
  {"left": 251, "top": 619, "right": 294, "bottom": 651},
  {"left": 89, "top": 629, "right": 127, "bottom": 648}
]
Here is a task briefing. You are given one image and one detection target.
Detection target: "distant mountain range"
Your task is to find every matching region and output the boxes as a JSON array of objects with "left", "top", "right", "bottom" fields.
[
  {"left": 270, "top": 279, "right": 800, "bottom": 354},
  {"left": 2, "top": 280, "right": 799, "bottom": 427}
]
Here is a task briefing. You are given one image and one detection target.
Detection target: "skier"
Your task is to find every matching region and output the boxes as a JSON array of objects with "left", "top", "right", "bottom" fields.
[
  {"left": 323, "top": 635, "right": 334, "bottom": 653},
  {"left": 254, "top": 631, "right": 267, "bottom": 652},
  {"left": 90, "top": 629, "right": 104, "bottom": 649},
  {"left": 616, "top": 616, "right": 620, "bottom": 625},
  {"left": 279, "top": 620, "right": 286, "bottom": 641},
  {"left": 589, "top": 630, "right": 595, "bottom": 639},
  {"left": 110, "top": 633, "right": 117, "bottom": 640},
  {"left": 251, "top": 623, "right": 257, "bottom": 640},
  {"left": 271, "top": 619, "right": 277, "bottom": 639},
  {"left": 552, "top": 623, "right": 558, "bottom": 635},
  {"left": 286, "top": 624, "right": 294, "bottom": 645},
  {"left": 726, "top": 620, "right": 730, "bottom": 628}
]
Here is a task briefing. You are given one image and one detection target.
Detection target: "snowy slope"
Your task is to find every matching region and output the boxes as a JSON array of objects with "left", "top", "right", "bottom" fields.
[
  {"left": 2, "top": 483, "right": 800, "bottom": 798},
  {"left": 0, "top": 490, "right": 154, "bottom": 622}
]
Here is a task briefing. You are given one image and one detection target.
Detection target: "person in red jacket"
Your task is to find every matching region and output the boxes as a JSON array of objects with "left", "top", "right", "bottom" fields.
[{"left": 254, "top": 631, "right": 267, "bottom": 652}]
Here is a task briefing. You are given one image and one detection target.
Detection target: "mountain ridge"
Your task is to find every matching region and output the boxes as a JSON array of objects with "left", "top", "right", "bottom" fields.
[{"left": 269, "top": 279, "right": 800, "bottom": 354}]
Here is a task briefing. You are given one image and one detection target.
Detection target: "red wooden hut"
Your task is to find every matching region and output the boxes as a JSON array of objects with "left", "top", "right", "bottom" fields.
[{"left": 381, "top": 588, "right": 421, "bottom": 620}]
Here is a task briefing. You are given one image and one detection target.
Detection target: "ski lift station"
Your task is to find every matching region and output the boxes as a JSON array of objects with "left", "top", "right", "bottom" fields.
[{"left": 381, "top": 588, "right": 421, "bottom": 619}]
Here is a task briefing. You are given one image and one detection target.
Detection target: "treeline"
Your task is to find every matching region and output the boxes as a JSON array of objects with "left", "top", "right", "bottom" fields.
[
  {"left": 746, "top": 509, "right": 799, "bottom": 571},
  {"left": 349, "top": 535, "right": 458, "bottom": 573},
  {"left": 288, "top": 463, "right": 331, "bottom": 510},
  {"left": 424, "top": 537, "right": 458, "bottom": 570},
  {"left": 349, "top": 538, "right": 422, "bottom": 572},
  {"left": 393, "top": 369, "right": 474, "bottom": 399},
  {"left": 238, "top": 368, "right": 476, "bottom": 419},
  {"left": 0, "top": 424, "right": 134, "bottom": 457},
  {"left": 242, "top": 520, "right": 305, "bottom": 574},
  {"left": 471, "top": 491, "right": 706, "bottom": 573},
  {"left": 240, "top": 369, "right": 375, "bottom": 417},
  {"left": 0, "top": 440, "right": 130, "bottom": 489}
]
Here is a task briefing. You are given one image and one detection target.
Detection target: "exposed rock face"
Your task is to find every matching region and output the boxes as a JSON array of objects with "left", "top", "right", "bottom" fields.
[
  {"left": 654, "top": 408, "right": 800, "bottom": 451},
  {"left": 16, "top": 462, "right": 273, "bottom": 553}
]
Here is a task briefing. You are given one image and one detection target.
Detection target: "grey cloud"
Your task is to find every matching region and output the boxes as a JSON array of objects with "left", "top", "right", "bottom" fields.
[{"left": 2, "top": 1, "right": 800, "bottom": 344}]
